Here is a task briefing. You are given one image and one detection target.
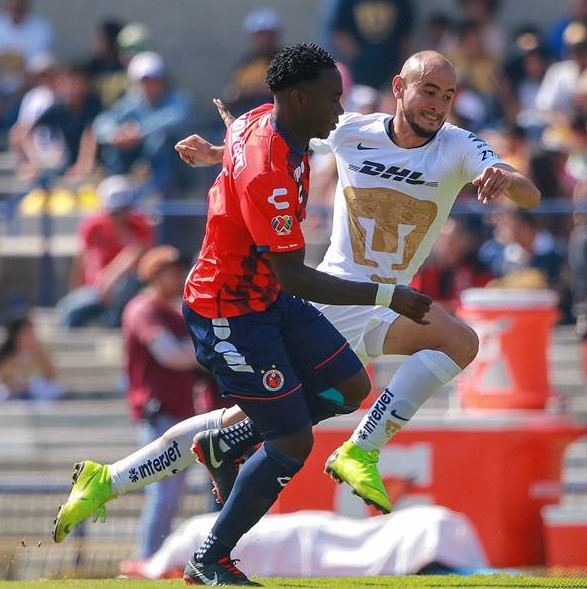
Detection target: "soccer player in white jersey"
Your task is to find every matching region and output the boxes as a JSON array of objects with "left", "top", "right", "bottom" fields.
[{"left": 53, "top": 51, "right": 539, "bottom": 545}]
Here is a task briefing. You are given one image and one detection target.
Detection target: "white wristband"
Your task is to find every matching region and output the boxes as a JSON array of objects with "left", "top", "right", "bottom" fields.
[{"left": 375, "top": 283, "right": 395, "bottom": 307}]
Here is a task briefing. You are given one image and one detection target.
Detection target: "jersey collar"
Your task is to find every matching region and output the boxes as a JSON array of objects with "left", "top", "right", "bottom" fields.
[{"left": 270, "top": 117, "right": 306, "bottom": 158}]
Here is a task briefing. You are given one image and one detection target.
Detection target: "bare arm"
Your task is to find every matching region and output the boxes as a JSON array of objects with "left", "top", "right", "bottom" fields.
[
  {"left": 66, "top": 127, "right": 97, "bottom": 179},
  {"left": 267, "top": 248, "right": 432, "bottom": 324},
  {"left": 174, "top": 98, "right": 235, "bottom": 167},
  {"left": 96, "top": 244, "right": 144, "bottom": 300},
  {"left": 473, "top": 164, "right": 541, "bottom": 209},
  {"left": 175, "top": 134, "right": 224, "bottom": 167}
]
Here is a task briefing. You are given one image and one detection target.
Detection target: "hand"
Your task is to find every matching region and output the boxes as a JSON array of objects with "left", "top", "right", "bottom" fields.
[
  {"left": 389, "top": 285, "right": 432, "bottom": 325},
  {"left": 213, "top": 97, "right": 235, "bottom": 128},
  {"left": 175, "top": 134, "right": 221, "bottom": 167},
  {"left": 472, "top": 166, "right": 512, "bottom": 205},
  {"left": 112, "top": 123, "right": 141, "bottom": 150}
]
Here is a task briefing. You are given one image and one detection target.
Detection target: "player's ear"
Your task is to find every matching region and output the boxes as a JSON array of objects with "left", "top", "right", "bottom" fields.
[
  {"left": 391, "top": 75, "right": 404, "bottom": 99},
  {"left": 290, "top": 87, "right": 306, "bottom": 108}
]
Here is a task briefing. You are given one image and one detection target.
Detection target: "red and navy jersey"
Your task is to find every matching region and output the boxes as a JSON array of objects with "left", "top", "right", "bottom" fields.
[{"left": 184, "top": 104, "right": 310, "bottom": 318}]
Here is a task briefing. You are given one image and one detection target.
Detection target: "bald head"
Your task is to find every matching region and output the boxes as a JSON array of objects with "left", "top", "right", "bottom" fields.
[
  {"left": 391, "top": 51, "right": 457, "bottom": 145},
  {"left": 399, "top": 51, "right": 456, "bottom": 86}
]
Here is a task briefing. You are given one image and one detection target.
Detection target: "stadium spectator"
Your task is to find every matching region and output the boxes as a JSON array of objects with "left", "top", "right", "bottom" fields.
[
  {"left": 536, "top": 21, "right": 587, "bottom": 120},
  {"left": 0, "top": 0, "right": 53, "bottom": 131},
  {"left": 447, "top": 20, "right": 498, "bottom": 128},
  {"left": 93, "top": 51, "right": 190, "bottom": 192},
  {"left": 479, "top": 208, "right": 568, "bottom": 298},
  {"left": 411, "top": 217, "right": 493, "bottom": 314},
  {"left": 223, "top": 7, "right": 282, "bottom": 117},
  {"left": 455, "top": 0, "right": 505, "bottom": 59},
  {"left": 8, "top": 52, "right": 58, "bottom": 165},
  {"left": 568, "top": 184, "right": 587, "bottom": 381},
  {"left": 320, "top": 0, "right": 415, "bottom": 89},
  {"left": 120, "top": 245, "right": 218, "bottom": 562},
  {"left": 500, "top": 28, "right": 553, "bottom": 131},
  {"left": 0, "top": 314, "right": 64, "bottom": 402},
  {"left": 84, "top": 18, "right": 127, "bottom": 108},
  {"left": 56, "top": 174, "right": 154, "bottom": 329},
  {"left": 117, "top": 22, "right": 152, "bottom": 67},
  {"left": 16, "top": 63, "right": 101, "bottom": 179},
  {"left": 420, "top": 12, "right": 455, "bottom": 54},
  {"left": 549, "top": 0, "right": 587, "bottom": 59}
]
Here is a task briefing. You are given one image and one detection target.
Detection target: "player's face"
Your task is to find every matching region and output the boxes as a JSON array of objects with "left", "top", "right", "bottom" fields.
[
  {"left": 400, "top": 68, "right": 456, "bottom": 139},
  {"left": 300, "top": 68, "right": 344, "bottom": 140}
]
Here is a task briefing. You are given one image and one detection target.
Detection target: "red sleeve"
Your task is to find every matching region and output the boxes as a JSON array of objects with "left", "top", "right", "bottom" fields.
[
  {"left": 240, "top": 172, "right": 305, "bottom": 253},
  {"left": 79, "top": 217, "right": 98, "bottom": 248},
  {"left": 130, "top": 214, "right": 155, "bottom": 247}
]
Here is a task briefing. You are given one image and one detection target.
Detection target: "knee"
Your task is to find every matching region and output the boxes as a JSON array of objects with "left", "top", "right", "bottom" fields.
[
  {"left": 272, "top": 426, "right": 314, "bottom": 463},
  {"left": 292, "top": 427, "right": 314, "bottom": 463},
  {"left": 452, "top": 323, "right": 479, "bottom": 368},
  {"left": 344, "top": 368, "right": 371, "bottom": 406}
]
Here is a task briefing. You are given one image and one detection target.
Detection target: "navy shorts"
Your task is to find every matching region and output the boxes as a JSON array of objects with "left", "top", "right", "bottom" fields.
[{"left": 183, "top": 293, "right": 363, "bottom": 439}]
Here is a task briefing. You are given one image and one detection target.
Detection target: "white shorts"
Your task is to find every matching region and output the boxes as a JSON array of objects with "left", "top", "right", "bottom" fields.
[{"left": 312, "top": 303, "right": 399, "bottom": 365}]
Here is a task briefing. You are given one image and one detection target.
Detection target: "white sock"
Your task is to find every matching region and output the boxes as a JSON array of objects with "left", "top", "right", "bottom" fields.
[
  {"left": 109, "top": 409, "right": 224, "bottom": 495},
  {"left": 351, "top": 350, "right": 461, "bottom": 451}
]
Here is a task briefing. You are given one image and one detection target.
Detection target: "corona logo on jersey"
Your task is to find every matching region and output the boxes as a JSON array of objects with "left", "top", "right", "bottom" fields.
[{"left": 271, "top": 214, "right": 293, "bottom": 236}]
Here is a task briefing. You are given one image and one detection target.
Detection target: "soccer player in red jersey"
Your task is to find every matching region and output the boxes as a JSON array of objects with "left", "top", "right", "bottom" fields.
[
  {"left": 51, "top": 43, "right": 431, "bottom": 587},
  {"left": 178, "top": 43, "right": 430, "bottom": 586}
]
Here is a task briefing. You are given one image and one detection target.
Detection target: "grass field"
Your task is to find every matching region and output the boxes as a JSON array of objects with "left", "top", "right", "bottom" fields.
[{"left": 1, "top": 576, "right": 587, "bottom": 588}]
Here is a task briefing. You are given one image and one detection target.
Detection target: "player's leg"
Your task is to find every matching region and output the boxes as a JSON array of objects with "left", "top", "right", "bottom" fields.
[
  {"left": 191, "top": 297, "right": 370, "bottom": 507},
  {"left": 52, "top": 405, "right": 245, "bottom": 543},
  {"left": 182, "top": 296, "right": 366, "bottom": 586},
  {"left": 134, "top": 414, "right": 189, "bottom": 559},
  {"left": 328, "top": 303, "right": 478, "bottom": 511}
]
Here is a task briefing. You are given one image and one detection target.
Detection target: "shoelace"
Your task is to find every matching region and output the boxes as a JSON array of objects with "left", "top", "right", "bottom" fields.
[{"left": 220, "top": 557, "right": 247, "bottom": 578}]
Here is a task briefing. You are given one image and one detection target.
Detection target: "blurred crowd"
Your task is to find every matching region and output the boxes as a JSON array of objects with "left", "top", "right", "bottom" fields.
[{"left": 3, "top": 0, "right": 587, "bottom": 383}]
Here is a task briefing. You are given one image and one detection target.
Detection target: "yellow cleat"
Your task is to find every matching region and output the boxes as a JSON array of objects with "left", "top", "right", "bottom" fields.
[
  {"left": 52, "top": 460, "right": 114, "bottom": 543},
  {"left": 324, "top": 440, "right": 392, "bottom": 514}
]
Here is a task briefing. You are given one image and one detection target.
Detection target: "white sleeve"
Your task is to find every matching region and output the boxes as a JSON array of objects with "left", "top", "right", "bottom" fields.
[
  {"left": 455, "top": 130, "right": 507, "bottom": 184},
  {"left": 535, "top": 64, "right": 569, "bottom": 113}
]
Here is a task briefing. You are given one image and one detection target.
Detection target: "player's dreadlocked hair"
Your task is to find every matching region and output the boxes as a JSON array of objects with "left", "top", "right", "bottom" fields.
[{"left": 266, "top": 43, "right": 336, "bottom": 93}]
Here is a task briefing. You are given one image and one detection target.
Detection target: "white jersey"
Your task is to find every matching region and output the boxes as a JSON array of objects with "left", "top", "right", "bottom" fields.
[{"left": 311, "top": 112, "right": 505, "bottom": 285}]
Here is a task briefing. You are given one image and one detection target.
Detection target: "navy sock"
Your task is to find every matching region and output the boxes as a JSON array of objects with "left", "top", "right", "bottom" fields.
[
  {"left": 218, "top": 418, "right": 263, "bottom": 458},
  {"left": 194, "top": 442, "right": 302, "bottom": 563}
]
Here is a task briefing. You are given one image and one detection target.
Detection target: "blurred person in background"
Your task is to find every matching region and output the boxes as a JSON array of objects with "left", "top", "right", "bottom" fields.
[
  {"left": 0, "top": 0, "right": 53, "bottom": 131},
  {"left": 56, "top": 175, "right": 154, "bottom": 329},
  {"left": 120, "top": 245, "right": 220, "bottom": 566},
  {"left": 447, "top": 20, "right": 498, "bottom": 129},
  {"left": 117, "top": 22, "right": 152, "bottom": 67},
  {"left": 84, "top": 18, "right": 127, "bottom": 108},
  {"left": 8, "top": 52, "right": 57, "bottom": 166},
  {"left": 93, "top": 51, "right": 190, "bottom": 193},
  {"left": 223, "top": 7, "right": 282, "bottom": 117},
  {"left": 568, "top": 180, "right": 587, "bottom": 382},
  {"left": 411, "top": 217, "right": 493, "bottom": 314},
  {"left": 536, "top": 22, "right": 587, "bottom": 121},
  {"left": 0, "top": 314, "right": 64, "bottom": 402},
  {"left": 549, "top": 0, "right": 587, "bottom": 59},
  {"left": 420, "top": 12, "right": 455, "bottom": 54},
  {"left": 455, "top": 0, "right": 504, "bottom": 59},
  {"left": 321, "top": 0, "right": 414, "bottom": 89},
  {"left": 500, "top": 28, "right": 553, "bottom": 132},
  {"left": 15, "top": 63, "right": 101, "bottom": 180},
  {"left": 479, "top": 208, "right": 570, "bottom": 319}
]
